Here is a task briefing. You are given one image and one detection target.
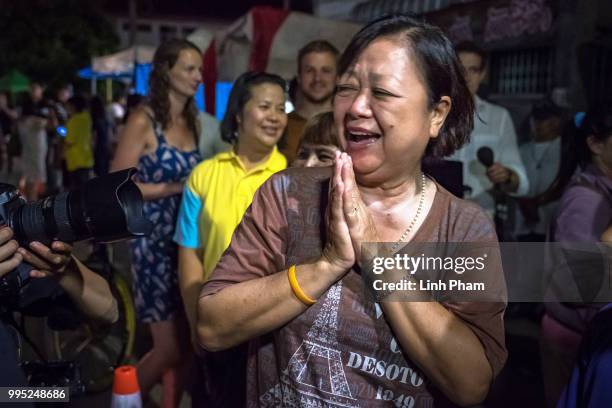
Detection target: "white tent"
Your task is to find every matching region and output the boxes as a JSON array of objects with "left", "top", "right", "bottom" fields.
[
  {"left": 189, "top": 7, "right": 360, "bottom": 81},
  {"left": 92, "top": 45, "right": 156, "bottom": 76},
  {"left": 187, "top": 6, "right": 361, "bottom": 113}
]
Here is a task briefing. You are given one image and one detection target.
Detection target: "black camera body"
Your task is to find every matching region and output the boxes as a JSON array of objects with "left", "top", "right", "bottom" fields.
[
  {"left": 0, "top": 168, "right": 152, "bottom": 310},
  {"left": 0, "top": 188, "right": 32, "bottom": 306}
]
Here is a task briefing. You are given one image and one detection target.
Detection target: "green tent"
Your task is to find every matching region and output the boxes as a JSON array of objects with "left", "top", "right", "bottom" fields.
[{"left": 0, "top": 70, "right": 30, "bottom": 93}]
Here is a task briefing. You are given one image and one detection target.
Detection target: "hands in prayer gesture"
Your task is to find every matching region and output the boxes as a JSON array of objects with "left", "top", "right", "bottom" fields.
[{"left": 321, "top": 152, "right": 379, "bottom": 278}]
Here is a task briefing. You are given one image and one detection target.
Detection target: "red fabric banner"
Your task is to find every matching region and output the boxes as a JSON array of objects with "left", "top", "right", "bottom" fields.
[
  {"left": 202, "top": 38, "right": 217, "bottom": 115},
  {"left": 248, "top": 6, "right": 290, "bottom": 72}
]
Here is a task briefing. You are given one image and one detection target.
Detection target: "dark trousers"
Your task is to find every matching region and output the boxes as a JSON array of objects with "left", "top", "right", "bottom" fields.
[{"left": 191, "top": 343, "right": 248, "bottom": 407}]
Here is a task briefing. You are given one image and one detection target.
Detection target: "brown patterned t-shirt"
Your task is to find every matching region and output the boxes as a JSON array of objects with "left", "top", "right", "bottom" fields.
[{"left": 200, "top": 166, "right": 507, "bottom": 407}]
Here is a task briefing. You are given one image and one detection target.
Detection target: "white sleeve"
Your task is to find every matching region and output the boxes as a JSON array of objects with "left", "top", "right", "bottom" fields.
[
  {"left": 211, "top": 121, "right": 231, "bottom": 154},
  {"left": 497, "top": 110, "right": 529, "bottom": 196},
  {"left": 198, "top": 112, "right": 230, "bottom": 158}
]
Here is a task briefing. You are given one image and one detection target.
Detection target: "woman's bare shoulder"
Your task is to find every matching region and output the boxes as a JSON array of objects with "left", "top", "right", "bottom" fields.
[
  {"left": 122, "top": 107, "right": 155, "bottom": 141},
  {"left": 126, "top": 107, "right": 153, "bottom": 128}
]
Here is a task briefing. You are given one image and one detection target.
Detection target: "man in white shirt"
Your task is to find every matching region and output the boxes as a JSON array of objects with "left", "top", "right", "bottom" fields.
[{"left": 450, "top": 42, "right": 529, "bottom": 217}]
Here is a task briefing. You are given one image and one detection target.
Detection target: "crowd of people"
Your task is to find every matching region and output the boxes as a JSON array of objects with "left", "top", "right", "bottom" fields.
[
  {"left": 0, "top": 84, "right": 130, "bottom": 201},
  {"left": 0, "top": 13, "right": 611, "bottom": 408}
]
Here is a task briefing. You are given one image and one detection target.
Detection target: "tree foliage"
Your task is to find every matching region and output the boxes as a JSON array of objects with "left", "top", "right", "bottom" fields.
[{"left": 0, "top": 0, "right": 118, "bottom": 88}]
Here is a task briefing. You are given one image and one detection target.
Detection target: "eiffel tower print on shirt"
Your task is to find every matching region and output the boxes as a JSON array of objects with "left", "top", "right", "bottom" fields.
[{"left": 260, "top": 282, "right": 360, "bottom": 407}]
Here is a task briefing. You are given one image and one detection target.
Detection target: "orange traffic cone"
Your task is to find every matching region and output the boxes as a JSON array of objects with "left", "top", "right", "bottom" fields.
[{"left": 111, "top": 365, "right": 142, "bottom": 408}]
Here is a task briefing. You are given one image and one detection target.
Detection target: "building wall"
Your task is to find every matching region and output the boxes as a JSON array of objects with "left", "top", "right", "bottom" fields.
[
  {"left": 572, "top": 0, "right": 612, "bottom": 109},
  {"left": 349, "top": 0, "right": 458, "bottom": 23},
  {"left": 312, "top": 0, "right": 366, "bottom": 21},
  {"left": 109, "top": 15, "right": 229, "bottom": 48}
]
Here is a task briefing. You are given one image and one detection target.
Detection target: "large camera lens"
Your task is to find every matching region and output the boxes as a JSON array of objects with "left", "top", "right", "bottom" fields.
[{"left": 10, "top": 168, "right": 152, "bottom": 247}]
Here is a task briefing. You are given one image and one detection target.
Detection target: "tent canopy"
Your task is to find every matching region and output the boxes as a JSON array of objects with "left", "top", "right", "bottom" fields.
[
  {"left": 188, "top": 6, "right": 361, "bottom": 114},
  {"left": 81, "top": 45, "right": 155, "bottom": 100},
  {"left": 77, "top": 67, "right": 133, "bottom": 80},
  {"left": 92, "top": 45, "right": 155, "bottom": 76},
  {"left": 189, "top": 7, "right": 360, "bottom": 82},
  {"left": 0, "top": 70, "right": 30, "bottom": 93}
]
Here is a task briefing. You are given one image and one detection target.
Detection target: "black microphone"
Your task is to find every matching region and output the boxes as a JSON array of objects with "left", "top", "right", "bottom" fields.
[
  {"left": 476, "top": 146, "right": 507, "bottom": 240},
  {"left": 477, "top": 146, "right": 494, "bottom": 168}
]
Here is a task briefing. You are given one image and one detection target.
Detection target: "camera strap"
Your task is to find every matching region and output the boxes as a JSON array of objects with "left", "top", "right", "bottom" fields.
[{"left": 1, "top": 310, "right": 47, "bottom": 363}]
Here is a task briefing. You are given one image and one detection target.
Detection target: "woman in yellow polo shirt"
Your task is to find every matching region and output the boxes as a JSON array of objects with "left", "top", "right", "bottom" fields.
[
  {"left": 64, "top": 95, "right": 94, "bottom": 189},
  {"left": 174, "top": 71, "right": 287, "bottom": 406}
]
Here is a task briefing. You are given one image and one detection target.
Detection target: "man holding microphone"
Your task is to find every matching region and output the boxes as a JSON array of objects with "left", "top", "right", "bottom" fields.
[{"left": 450, "top": 42, "right": 529, "bottom": 232}]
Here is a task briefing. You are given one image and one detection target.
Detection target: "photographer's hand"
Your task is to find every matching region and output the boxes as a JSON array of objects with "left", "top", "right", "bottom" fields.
[
  {"left": 18, "top": 241, "right": 118, "bottom": 324},
  {"left": 0, "top": 227, "right": 23, "bottom": 278},
  {"left": 17, "top": 241, "right": 74, "bottom": 279}
]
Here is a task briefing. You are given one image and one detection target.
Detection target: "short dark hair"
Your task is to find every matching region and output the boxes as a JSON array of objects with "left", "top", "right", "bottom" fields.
[
  {"left": 299, "top": 111, "right": 340, "bottom": 148},
  {"left": 531, "top": 99, "right": 563, "bottom": 121},
  {"left": 575, "top": 105, "right": 612, "bottom": 166},
  {"left": 89, "top": 96, "right": 106, "bottom": 121},
  {"left": 455, "top": 41, "right": 488, "bottom": 71},
  {"left": 337, "top": 14, "right": 474, "bottom": 158},
  {"left": 297, "top": 40, "right": 340, "bottom": 73},
  {"left": 68, "top": 95, "right": 87, "bottom": 113},
  {"left": 220, "top": 71, "right": 287, "bottom": 145}
]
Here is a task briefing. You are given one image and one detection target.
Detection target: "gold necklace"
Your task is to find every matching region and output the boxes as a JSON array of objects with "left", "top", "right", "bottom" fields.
[{"left": 388, "top": 172, "right": 427, "bottom": 254}]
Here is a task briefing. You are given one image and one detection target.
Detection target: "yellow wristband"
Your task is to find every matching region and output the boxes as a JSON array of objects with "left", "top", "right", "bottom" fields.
[{"left": 288, "top": 265, "right": 317, "bottom": 306}]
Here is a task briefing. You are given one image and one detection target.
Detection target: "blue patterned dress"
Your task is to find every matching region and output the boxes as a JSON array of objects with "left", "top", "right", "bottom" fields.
[{"left": 130, "top": 115, "right": 201, "bottom": 323}]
